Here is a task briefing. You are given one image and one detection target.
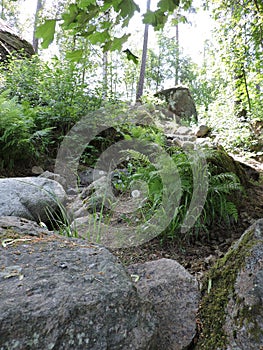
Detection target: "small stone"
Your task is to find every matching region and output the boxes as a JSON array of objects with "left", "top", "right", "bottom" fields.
[
  {"left": 195, "top": 125, "right": 209, "bottom": 137},
  {"left": 31, "top": 166, "right": 44, "bottom": 174}
]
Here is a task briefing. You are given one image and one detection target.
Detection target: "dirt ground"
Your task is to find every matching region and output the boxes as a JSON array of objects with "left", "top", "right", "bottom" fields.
[{"left": 110, "top": 157, "right": 263, "bottom": 280}]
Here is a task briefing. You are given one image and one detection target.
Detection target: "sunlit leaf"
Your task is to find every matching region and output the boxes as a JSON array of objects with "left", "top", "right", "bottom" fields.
[
  {"left": 143, "top": 10, "right": 167, "bottom": 30},
  {"left": 117, "top": 0, "right": 140, "bottom": 19},
  {"left": 35, "top": 20, "right": 56, "bottom": 49},
  {"left": 157, "top": 0, "right": 180, "bottom": 12},
  {"left": 65, "top": 49, "right": 84, "bottom": 62},
  {"left": 104, "top": 34, "right": 130, "bottom": 51},
  {"left": 79, "top": 0, "right": 96, "bottom": 9},
  {"left": 88, "top": 30, "right": 111, "bottom": 44},
  {"left": 61, "top": 4, "right": 79, "bottom": 26}
]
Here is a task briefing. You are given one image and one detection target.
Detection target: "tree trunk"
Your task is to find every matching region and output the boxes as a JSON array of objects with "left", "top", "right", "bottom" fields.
[
  {"left": 33, "top": 0, "right": 43, "bottom": 53},
  {"left": 102, "top": 50, "right": 108, "bottom": 99},
  {"left": 136, "top": 0, "right": 151, "bottom": 102},
  {"left": 175, "top": 22, "right": 179, "bottom": 85}
]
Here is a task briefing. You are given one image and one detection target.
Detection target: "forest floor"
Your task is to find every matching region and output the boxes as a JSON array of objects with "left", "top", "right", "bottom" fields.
[
  {"left": 1, "top": 156, "right": 263, "bottom": 281},
  {"left": 110, "top": 156, "right": 263, "bottom": 281}
]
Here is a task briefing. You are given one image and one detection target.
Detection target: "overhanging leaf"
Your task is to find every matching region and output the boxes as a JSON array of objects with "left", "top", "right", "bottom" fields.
[
  {"left": 117, "top": 0, "right": 140, "bottom": 19},
  {"left": 35, "top": 19, "right": 56, "bottom": 49},
  {"left": 143, "top": 10, "right": 167, "bottom": 30},
  {"left": 104, "top": 34, "right": 130, "bottom": 51},
  {"left": 65, "top": 49, "right": 84, "bottom": 62},
  {"left": 157, "top": 0, "right": 180, "bottom": 12}
]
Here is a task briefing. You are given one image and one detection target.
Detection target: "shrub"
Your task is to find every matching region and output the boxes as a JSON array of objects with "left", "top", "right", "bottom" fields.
[{"left": 0, "top": 92, "right": 35, "bottom": 168}]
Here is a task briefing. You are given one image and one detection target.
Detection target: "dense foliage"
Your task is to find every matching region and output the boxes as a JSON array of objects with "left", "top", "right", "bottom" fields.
[
  {"left": 0, "top": 0, "right": 261, "bottom": 241},
  {"left": 0, "top": 56, "right": 101, "bottom": 167}
]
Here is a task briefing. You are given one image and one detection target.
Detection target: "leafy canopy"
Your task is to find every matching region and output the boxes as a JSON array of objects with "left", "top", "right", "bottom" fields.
[{"left": 35, "top": 0, "right": 193, "bottom": 52}]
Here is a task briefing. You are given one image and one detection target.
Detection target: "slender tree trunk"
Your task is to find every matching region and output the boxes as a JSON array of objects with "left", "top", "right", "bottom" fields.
[
  {"left": 136, "top": 0, "right": 151, "bottom": 102},
  {"left": 102, "top": 51, "right": 108, "bottom": 99},
  {"left": 33, "top": 0, "right": 43, "bottom": 53},
  {"left": 175, "top": 22, "right": 179, "bottom": 85}
]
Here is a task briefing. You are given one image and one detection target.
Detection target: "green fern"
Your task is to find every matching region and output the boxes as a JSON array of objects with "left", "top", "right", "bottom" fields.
[{"left": 121, "top": 149, "right": 151, "bottom": 165}]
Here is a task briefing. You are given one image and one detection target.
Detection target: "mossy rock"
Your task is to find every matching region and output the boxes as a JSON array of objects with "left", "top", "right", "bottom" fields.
[
  {"left": 207, "top": 146, "right": 249, "bottom": 186},
  {"left": 196, "top": 219, "right": 263, "bottom": 349}
]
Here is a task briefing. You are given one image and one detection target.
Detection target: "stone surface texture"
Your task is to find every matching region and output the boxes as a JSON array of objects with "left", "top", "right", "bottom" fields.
[
  {"left": 127, "top": 258, "right": 200, "bottom": 350},
  {"left": 0, "top": 233, "right": 157, "bottom": 350},
  {"left": 0, "top": 177, "right": 66, "bottom": 223}
]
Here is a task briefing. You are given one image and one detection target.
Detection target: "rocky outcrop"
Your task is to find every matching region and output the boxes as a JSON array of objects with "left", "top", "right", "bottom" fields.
[
  {"left": 155, "top": 86, "right": 198, "bottom": 122},
  {"left": 0, "top": 177, "right": 66, "bottom": 223},
  {"left": 0, "top": 227, "right": 156, "bottom": 350},
  {"left": 197, "top": 219, "right": 263, "bottom": 350},
  {"left": 0, "top": 18, "right": 34, "bottom": 62},
  {"left": 127, "top": 258, "right": 200, "bottom": 350}
]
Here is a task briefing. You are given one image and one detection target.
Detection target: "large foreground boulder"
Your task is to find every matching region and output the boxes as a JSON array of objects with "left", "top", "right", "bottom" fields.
[
  {"left": 127, "top": 258, "right": 200, "bottom": 350},
  {"left": 0, "top": 228, "right": 156, "bottom": 350},
  {"left": 0, "top": 177, "right": 66, "bottom": 223},
  {"left": 197, "top": 219, "right": 263, "bottom": 350}
]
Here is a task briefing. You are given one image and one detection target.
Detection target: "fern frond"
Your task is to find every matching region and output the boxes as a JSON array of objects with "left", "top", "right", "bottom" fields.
[{"left": 121, "top": 149, "right": 151, "bottom": 165}]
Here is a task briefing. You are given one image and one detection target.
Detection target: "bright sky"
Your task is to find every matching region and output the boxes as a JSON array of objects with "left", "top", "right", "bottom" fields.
[
  {"left": 130, "top": 0, "right": 214, "bottom": 65},
  {"left": 18, "top": 0, "right": 214, "bottom": 65}
]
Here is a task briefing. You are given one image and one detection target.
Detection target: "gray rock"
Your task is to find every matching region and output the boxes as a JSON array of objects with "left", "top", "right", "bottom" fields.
[
  {"left": 0, "top": 177, "right": 66, "bottom": 223},
  {"left": 80, "top": 175, "right": 114, "bottom": 212},
  {"left": 175, "top": 126, "right": 194, "bottom": 135},
  {"left": 155, "top": 86, "right": 198, "bottom": 122},
  {"left": 224, "top": 219, "right": 263, "bottom": 350},
  {"left": 0, "top": 235, "right": 157, "bottom": 350},
  {"left": 39, "top": 170, "right": 67, "bottom": 189},
  {"left": 198, "top": 219, "right": 263, "bottom": 350},
  {"left": 195, "top": 124, "right": 209, "bottom": 137},
  {"left": 195, "top": 137, "right": 213, "bottom": 148},
  {"left": 0, "top": 216, "right": 51, "bottom": 237},
  {"left": 31, "top": 166, "right": 44, "bottom": 175},
  {"left": 127, "top": 258, "right": 200, "bottom": 350},
  {"left": 78, "top": 168, "right": 107, "bottom": 187}
]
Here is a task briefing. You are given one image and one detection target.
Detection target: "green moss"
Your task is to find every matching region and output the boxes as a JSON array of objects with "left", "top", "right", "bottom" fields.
[
  {"left": 207, "top": 147, "right": 248, "bottom": 186},
  {"left": 196, "top": 226, "right": 258, "bottom": 349}
]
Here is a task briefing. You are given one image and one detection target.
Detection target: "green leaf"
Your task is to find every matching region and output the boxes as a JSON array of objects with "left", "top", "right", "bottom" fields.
[
  {"left": 61, "top": 4, "right": 79, "bottom": 26},
  {"left": 81, "top": 24, "right": 97, "bottom": 37},
  {"left": 35, "top": 20, "right": 56, "bottom": 49},
  {"left": 157, "top": 0, "right": 180, "bottom": 12},
  {"left": 88, "top": 30, "right": 111, "bottom": 44},
  {"left": 143, "top": 11, "right": 156, "bottom": 26},
  {"left": 117, "top": 0, "right": 140, "bottom": 19},
  {"left": 104, "top": 34, "right": 130, "bottom": 51},
  {"left": 65, "top": 49, "right": 84, "bottom": 62},
  {"left": 123, "top": 48, "right": 139, "bottom": 64},
  {"left": 143, "top": 10, "right": 167, "bottom": 30},
  {"left": 79, "top": 0, "right": 96, "bottom": 9}
]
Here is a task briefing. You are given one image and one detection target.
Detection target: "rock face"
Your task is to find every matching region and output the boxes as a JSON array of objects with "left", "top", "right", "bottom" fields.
[
  {"left": 197, "top": 219, "right": 263, "bottom": 350},
  {"left": 0, "top": 18, "right": 35, "bottom": 62},
  {"left": 155, "top": 86, "right": 198, "bottom": 122},
  {"left": 0, "top": 231, "right": 156, "bottom": 350},
  {"left": 0, "top": 177, "right": 66, "bottom": 223},
  {"left": 127, "top": 258, "right": 200, "bottom": 350},
  {"left": 0, "top": 216, "right": 51, "bottom": 237}
]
